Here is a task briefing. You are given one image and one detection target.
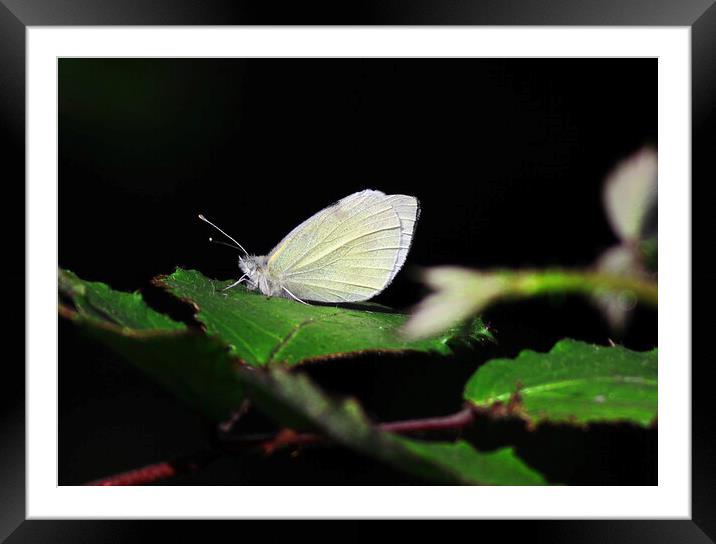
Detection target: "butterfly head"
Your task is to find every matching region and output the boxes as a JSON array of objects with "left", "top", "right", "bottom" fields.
[
  {"left": 238, "top": 255, "right": 258, "bottom": 276},
  {"left": 239, "top": 255, "right": 270, "bottom": 292}
]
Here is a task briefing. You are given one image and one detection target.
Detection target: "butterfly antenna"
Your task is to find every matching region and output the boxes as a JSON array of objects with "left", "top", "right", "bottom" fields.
[
  {"left": 198, "top": 214, "right": 249, "bottom": 256},
  {"left": 208, "top": 237, "right": 243, "bottom": 251}
]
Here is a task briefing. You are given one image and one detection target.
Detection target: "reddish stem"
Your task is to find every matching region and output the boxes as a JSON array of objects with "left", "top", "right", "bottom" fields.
[
  {"left": 85, "top": 462, "right": 177, "bottom": 486},
  {"left": 249, "top": 405, "right": 476, "bottom": 454},
  {"left": 84, "top": 451, "right": 218, "bottom": 486},
  {"left": 84, "top": 406, "right": 476, "bottom": 485},
  {"left": 378, "top": 406, "right": 474, "bottom": 434}
]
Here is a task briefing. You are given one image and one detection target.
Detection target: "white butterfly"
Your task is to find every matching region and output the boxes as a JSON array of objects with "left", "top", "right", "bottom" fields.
[{"left": 199, "top": 189, "right": 420, "bottom": 304}]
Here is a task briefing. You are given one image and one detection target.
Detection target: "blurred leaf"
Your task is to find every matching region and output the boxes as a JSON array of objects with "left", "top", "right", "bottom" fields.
[
  {"left": 603, "top": 147, "right": 657, "bottom": 242},
  {"left": 402, "top": 268, "right": 509, "bottom": 340},
  {"left": 639, "top": 237, "right": 658, "bottom": 273},
  {"left": 239, "top": 367, "right": 547, "bottom": 485},
  {"left": 464, "top": 339, "right": 657, "bottom": 426},
  {"left": 59, "top": 269, "right": 243, "bottom": 421},
  {"left": 156, "top": 268, "right": 492, "bottom": 367},
  {"left": 593, "top": 244, "right": 656, "bottom": 331},
  {"left": 591, "top": 148, "right": 657, "bottom": 332},
  {"left": 404, "top": 267, "right": 658, "bottom": 340}
]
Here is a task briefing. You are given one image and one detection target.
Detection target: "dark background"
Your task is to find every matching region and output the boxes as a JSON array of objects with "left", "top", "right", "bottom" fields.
[{"left": 59, "top": 58, "right": 657, "bottom": 485}]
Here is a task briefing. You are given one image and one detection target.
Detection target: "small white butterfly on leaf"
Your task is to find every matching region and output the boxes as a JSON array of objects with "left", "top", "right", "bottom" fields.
[{"left": 199, "top": 189, "right": 420, "bottom": 304}]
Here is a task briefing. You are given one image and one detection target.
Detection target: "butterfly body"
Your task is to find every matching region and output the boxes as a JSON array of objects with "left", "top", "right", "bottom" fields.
[
  {"left": 204, "top": 189, "right": 420, "bottom": 304},
  {"left": 239, "top": 255, "right": 286, "bottom": 298}
]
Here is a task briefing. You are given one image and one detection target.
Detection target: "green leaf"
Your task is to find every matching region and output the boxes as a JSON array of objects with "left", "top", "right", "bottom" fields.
[
  {"left": 238, "top": 367, "right": 546, "bottom": 485},
  {"left": 391, "top": 436, "right": 548, "bottom": 486},
  {"left": 83, "top": 326, "right": 243, "bottom": 422},
  {"left": 59, "top": 269, "right": 185, "bottom": 331},
  {"left": 464, "top": 339, "right": 657, "bottom": 426},
  {"left": 156, "top": 268, "right": 492, "bottom": 367},
  {"left": 59, "top": 269, "right": 243, "bottom": 421}
]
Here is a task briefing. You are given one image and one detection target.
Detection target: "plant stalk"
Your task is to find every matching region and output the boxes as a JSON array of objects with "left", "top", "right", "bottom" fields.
[{"left": 84, "top": 406, "right": 476, "bottom": 485}]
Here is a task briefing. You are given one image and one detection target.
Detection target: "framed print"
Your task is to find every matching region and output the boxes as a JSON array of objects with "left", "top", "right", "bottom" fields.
[{"left": 2, "top": 0, "right": 708, "bottom": 539}]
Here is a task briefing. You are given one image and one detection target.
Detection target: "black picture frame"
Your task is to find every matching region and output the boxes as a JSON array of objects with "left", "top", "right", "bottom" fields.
[{"left": 2, "top": 0, "right": 707, "bottom": 540}]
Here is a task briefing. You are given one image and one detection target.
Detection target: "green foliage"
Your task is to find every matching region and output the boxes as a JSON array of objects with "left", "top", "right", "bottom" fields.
[
  {"left": 392, "top": 437, "right": 547, "bottom": 486},
  {"left": 59, "top": 269, "right": 185, "bottom": 331},
  {"left": 58, "top": 267, "right": 490, "bottom": 426},
  {"left": 83, "top": 326, "right": 244, "bottom": 422},
  {"left": 58, "top": 268, "right": 656, "bottom": 485},
  {"left": 60, "top": 270, "right": 243, "bottom": 421},
  {"left": 464, "top": 339, "right": 657, "bottom": 426},
  {"left": 238, "top": 367, "right": 546, "bottom": 485},
  {"left": 59, "top": 269, "right": 544, "bottom": 483},
  {"left": 156, "top": 268, "right": 492, "bottom": 366}
]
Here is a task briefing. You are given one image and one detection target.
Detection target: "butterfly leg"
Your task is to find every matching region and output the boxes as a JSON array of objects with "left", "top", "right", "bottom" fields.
[
  {"left": 282, "top": 286, "right": 309, "bottom": 305},
  {"left": 222, "top": 274, "right": 247, "bottom": 292}
]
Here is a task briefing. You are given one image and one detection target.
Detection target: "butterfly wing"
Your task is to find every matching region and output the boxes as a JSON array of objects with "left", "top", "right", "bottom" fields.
[
  {"left": 267, "top": 189, "right": 419, "bottom": 302},
  {"left": 381, "top": 194, "right": 420, "bottom": 282}
]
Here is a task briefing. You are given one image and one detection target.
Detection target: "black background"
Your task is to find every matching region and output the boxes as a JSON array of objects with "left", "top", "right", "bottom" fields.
[{"left": 59, "top": 58, "right": 657, "bottom": 485}]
